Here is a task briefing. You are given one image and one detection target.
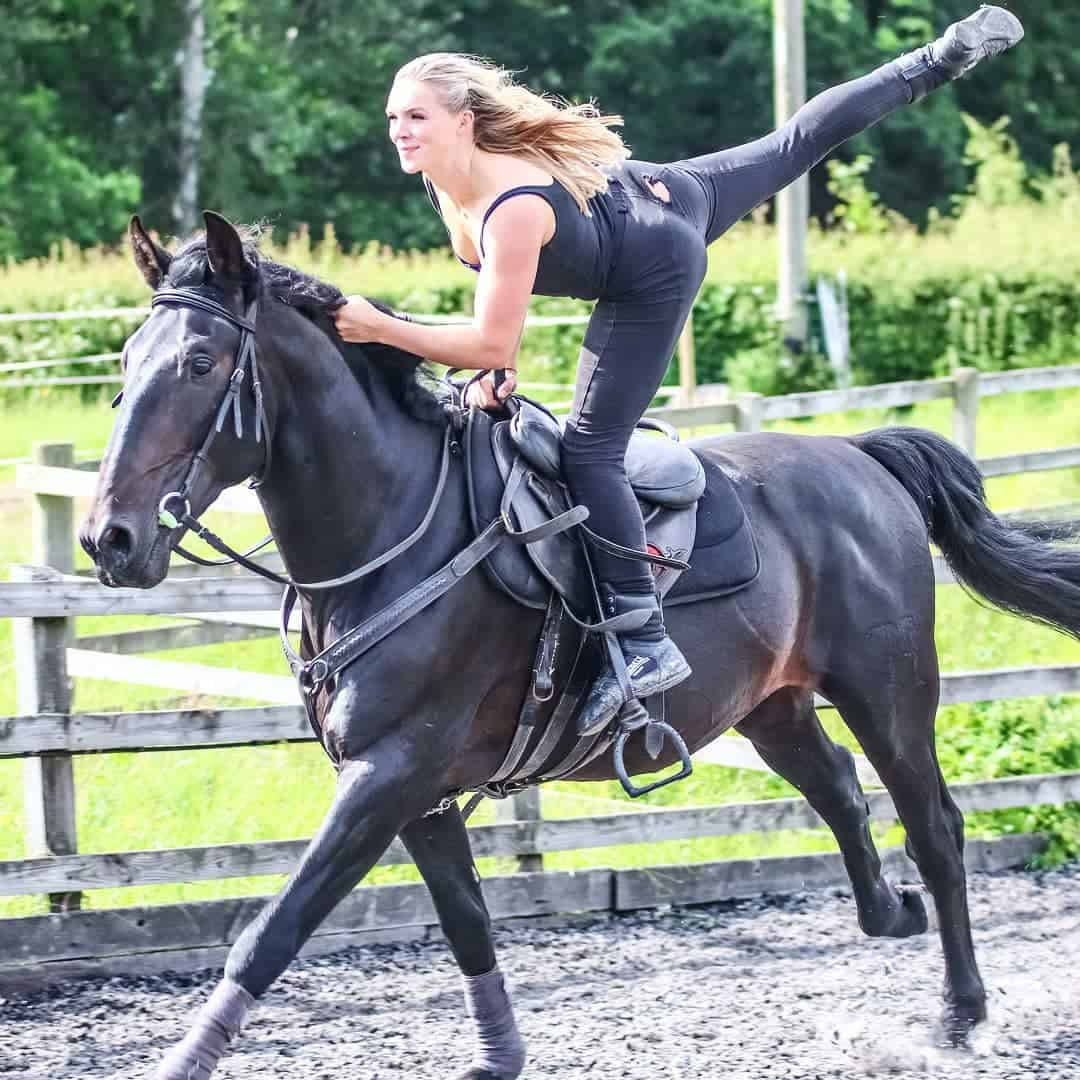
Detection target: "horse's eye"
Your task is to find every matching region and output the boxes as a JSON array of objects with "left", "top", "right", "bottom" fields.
[{"left": 191, "top": 356, "right": 214, "bottom": 377}]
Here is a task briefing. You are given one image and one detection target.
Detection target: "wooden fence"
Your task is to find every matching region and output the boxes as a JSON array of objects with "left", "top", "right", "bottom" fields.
[
  {"left": 0, "top": 304, "right": 696, "bottom": 405},
  {"left": 2, "top": 362, "right": 1080, "bottom": 988}
]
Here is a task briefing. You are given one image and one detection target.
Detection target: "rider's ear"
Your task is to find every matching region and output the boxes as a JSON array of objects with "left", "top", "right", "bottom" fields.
[
  {"left": 203, "top": 210, "right": 252, "bottom": 281},
  {"left": 129, "top": 216, "right": 172, "bottom": 290}
]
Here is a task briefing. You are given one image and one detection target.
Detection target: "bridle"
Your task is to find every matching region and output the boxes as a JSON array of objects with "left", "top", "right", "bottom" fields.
[
  {"left": 148, "top": 289, "right": 276, "bottom": 572},
  {"left": 144, "top": 287, "right": 462, "bottom": 592}
]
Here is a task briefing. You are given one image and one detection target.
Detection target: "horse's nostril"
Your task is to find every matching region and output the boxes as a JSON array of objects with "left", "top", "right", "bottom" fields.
[
  {"left": 98, "top": 524, "right": 134, "bottom": 565},
  {"left": 79, "top": 531, "right": 98, "bottom": 559}
]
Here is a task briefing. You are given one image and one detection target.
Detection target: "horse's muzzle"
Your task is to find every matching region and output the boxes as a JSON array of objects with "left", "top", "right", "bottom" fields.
[{"left": 80, "top": 514, "right": 166, "bottom": 588}]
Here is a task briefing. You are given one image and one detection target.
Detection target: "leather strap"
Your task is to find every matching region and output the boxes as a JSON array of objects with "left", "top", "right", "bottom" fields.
[
  {"left": 487, "top": 593, "right": 564, "bottom": 785},
  {"left": 282, "top": 504, "right": 589, "bottom": 696}
]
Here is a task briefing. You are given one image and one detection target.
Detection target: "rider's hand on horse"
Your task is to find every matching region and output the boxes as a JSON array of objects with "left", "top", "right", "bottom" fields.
[
  {"left": 334, "top": 296, "right": 384, "bottom": 342},
  {"left": 466, "top": 369, "right": 518, "bottom": 410}
]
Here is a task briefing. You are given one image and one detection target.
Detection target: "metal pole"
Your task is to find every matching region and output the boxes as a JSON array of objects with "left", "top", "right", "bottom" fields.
[{"left": 774, "top": 0, "right": 809, "bottom": 351}]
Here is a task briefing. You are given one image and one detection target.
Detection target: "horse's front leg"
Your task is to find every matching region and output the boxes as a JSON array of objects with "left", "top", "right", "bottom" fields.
[
  {"left": 154, "top": 748, "right": 432, "bottom": 1080},
  {"left": 401, "top": 805, "right": 527, "bottom": 1080}
]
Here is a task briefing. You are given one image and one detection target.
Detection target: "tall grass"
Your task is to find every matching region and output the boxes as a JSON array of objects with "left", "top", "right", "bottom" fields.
[{"left": 5, "top": 201, "right": 1080, "bottom": 313}]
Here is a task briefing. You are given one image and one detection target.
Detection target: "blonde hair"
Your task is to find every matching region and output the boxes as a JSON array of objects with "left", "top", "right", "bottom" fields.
[{"left": 394, "top": 53, "right": 630, "bottom": 214}]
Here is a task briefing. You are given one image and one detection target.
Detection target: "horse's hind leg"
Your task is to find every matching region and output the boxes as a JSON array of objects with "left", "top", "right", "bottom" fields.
[
  {"left": 824, "top": 629, "right": 986, "bottom": 1042},
  {"left": 400, "top": 806, "right": 526, "bottom": 1080},
  {"left": 736, "top": 688, "right": 927, "bottom": 939}
]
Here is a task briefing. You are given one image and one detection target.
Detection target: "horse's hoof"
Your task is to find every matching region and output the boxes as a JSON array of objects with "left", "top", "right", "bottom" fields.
[
  {"left": 891, "top": 884, "right": 930, "bottom": 937},
  {"left": 938, "top": 995, "right": 988, "bottom": 1047},
  {"left": 860, "top": 883, "right": 929, "bottom": 938}
]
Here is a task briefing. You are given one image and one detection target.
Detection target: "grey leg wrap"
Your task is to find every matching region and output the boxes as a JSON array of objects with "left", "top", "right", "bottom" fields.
[
  {"left": 463, "top": 966, "right": 526, "bottom": 1078},
  {"left": 154, "top": 978, "right": 255, "bottom": 1080}
]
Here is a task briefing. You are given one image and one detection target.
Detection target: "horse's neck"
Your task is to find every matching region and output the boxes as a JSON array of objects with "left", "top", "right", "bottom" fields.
[{"left": 256, "top": 319, "right": 446, "bottom": 586}]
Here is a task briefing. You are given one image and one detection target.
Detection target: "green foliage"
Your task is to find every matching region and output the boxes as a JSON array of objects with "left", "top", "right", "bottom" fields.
[
  {"left": 956, "top": 114, "right": 1029, "bottom": 211},
  {"left": 6, "top": 1, "right": 1080, "bottom": 256},
  {"left": 827, "top": 154, "right": 898, "bottom": 235},
  {"left": 936, "top": 698, "right": 1080, "bottom": 865}
]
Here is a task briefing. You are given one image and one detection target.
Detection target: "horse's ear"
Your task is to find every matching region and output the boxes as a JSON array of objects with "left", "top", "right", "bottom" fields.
[
  {"left": 129, "top": 215, "right": 172, "bottom": 290},
  {"left": 203, "top": 210, "right": 251, "bottom": 280}
]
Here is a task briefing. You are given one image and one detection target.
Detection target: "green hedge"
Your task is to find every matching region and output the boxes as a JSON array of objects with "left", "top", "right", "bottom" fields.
[
  {"left": 6, "top": 269, "right": 1080, "bottom": 404},
  {"left": 699, "top": 271, "right": 1080, "bottom": 397}
]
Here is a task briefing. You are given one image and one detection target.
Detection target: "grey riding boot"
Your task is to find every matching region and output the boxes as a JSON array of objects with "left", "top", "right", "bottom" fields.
[
  {"left": 896, "top": 5, "right": 1024, "bottom": 103},
  {"left": 576, "top": 587, "right": 691, "bottom": 738}
]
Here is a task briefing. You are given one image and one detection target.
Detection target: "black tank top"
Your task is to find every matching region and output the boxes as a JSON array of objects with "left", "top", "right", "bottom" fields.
[{"left": 423, "top": 174, "right": 628, "bottom": 301}]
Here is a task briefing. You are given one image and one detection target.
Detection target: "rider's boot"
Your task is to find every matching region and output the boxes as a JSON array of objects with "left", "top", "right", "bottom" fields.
[
  {"left": 576, "top": 586, "right": 691, "bottom": 738},
  {"left": 896, "top": 5, "right": 1024, "bottom": 103}
]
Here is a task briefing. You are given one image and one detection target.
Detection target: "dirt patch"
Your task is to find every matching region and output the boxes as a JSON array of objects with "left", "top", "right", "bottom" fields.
[{"left": 2, "top": 865, "right": 1077, "bottom": 1079}]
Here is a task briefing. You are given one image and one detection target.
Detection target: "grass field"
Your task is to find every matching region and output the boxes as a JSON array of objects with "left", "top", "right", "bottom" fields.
[{"left": 1, "top": 384, "right": 1079, "bottom": 917}]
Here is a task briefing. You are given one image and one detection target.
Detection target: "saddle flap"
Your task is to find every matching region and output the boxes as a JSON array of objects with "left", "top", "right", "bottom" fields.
[{"left": 492, "top": 422, "right": 592, "bottom": 608}]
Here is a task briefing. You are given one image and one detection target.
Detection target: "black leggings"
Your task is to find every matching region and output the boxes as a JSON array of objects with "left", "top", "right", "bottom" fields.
[{"left": 562, "top": 58, "right": 913, "bottom": 594}]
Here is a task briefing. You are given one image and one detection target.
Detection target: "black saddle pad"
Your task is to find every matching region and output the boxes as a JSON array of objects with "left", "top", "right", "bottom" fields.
[{"left": 664, "top": 453, "right": 760, "bottom": 606}]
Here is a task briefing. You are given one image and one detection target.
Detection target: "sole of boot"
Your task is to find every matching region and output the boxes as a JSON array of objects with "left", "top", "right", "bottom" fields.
[{"left": 951, "top": 7, "right": 1024, "bottom": 62}]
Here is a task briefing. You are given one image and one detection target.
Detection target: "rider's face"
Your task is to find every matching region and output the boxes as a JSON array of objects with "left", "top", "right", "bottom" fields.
[{"left": 386, "top": 79, "right": 472, "bottom": 176}]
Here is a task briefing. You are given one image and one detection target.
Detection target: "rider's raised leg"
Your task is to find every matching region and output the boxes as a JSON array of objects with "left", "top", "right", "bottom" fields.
[
  {"left": 401, "top": 806, "right": 526, "bottom": 1080},
  {"left": 154, "top": 752, "right": 433, "bottom": 1080},
  {"left": 898, "top": 5, "right": 1024, "bottom": 103},
  {"left": 671, "top": 6, "right": 1024, "bottom": 244}
]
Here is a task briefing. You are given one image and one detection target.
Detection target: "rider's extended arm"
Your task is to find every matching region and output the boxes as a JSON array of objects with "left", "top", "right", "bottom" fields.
[{"left": 370, "top": 197, "right": 545, "bottom": 371}]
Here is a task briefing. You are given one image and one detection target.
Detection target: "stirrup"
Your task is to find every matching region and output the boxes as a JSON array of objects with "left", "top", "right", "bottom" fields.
[{"left": 612, "top": 699, "right": 693, "bottom": 798}]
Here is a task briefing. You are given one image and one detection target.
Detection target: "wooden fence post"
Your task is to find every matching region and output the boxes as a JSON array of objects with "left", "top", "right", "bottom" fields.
[
  {"left": 735, "top": 392, "right": 764, "bottom": 433},
  {"left": 677, "top": 313, "right": 697, "bottom": 407},
  {"left": 495, "top": 789, "right": 543, "bottom": 873},
  {"left": 953, "top": 366, "right": 980, "bottom": 457},
  {"left": 16, "top": 442, "right": 80, "bottom": 912}
]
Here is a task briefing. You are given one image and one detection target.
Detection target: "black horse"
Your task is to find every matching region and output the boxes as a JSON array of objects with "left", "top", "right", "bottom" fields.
[{"left": 80, "top": 213, "right": 1080, "bottom": 1079}]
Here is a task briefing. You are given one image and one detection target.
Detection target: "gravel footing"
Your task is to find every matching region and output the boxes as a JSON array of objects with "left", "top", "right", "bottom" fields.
[{"left": 3, "top": 865, "right": 1078, "bottom": 1079}]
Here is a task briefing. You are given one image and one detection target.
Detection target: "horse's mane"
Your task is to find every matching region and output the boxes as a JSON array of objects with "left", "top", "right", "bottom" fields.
[{"left": 165, "top": 227, "right": 449, "bottom": 425}]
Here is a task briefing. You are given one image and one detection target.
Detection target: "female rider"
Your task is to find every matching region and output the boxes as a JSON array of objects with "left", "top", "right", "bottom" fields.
[{"left": 335, "top": 6, "right": 1024, "bottom": 738}]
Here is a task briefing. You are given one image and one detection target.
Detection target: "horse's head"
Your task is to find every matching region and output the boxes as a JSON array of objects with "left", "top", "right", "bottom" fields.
[{"left": 80, "top": 212, "right": 277, "bottom": 587}]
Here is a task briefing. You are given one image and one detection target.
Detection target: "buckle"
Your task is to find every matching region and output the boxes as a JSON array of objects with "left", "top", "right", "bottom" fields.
[
  {"left": 158, "top": 491, "right": 191, "bottom": 530},
  {"left": 298, "top": 657, "right": 329, "bottom": 694}
]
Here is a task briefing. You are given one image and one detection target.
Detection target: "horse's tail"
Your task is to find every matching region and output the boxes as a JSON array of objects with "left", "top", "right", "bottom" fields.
[{"left": 851, "top": 426, "right": 1080, "bottom": 640}]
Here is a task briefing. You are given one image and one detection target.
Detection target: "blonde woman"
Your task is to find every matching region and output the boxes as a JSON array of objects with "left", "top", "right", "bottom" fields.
[{"left": 336, "top": 6, "right": 1023, "bottom": 741}]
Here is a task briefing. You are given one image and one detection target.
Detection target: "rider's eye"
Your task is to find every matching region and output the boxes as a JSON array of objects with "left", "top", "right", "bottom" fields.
[{"left": 191, "top": 356, "right": 214, "bottom": 377}]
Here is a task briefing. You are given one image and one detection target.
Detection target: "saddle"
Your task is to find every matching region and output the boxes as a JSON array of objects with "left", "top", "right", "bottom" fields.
[
  {"left": 460, "top": 398, "right": 761, "bottom": 800},
  {"left": 466, "top": 401, "right": 705, "bottom": 614}
]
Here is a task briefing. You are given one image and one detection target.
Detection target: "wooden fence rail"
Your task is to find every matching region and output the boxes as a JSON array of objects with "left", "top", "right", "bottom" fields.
[
  {"left": 0, "top": 771, "right": 1076, "bottom": 898},
  {"left": 4, "top": 355, "right": 1080, "bottom": 981}
]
